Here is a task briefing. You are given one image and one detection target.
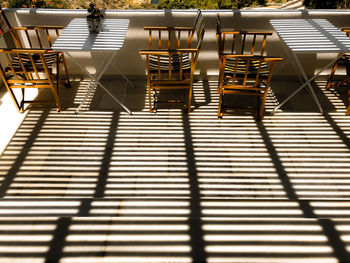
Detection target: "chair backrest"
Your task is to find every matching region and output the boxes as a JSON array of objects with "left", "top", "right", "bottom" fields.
[
  {"left": 236, "top": 31, "right": 272, "bottom": 55},
  {"left": 216, "top": 13, "right": 272, "bottom": 56},
  {"left": 0, "top": 49, "right": 57, "bottom": 89},
  {"left": 0, "top": 8, "right": 11, "bottom": 37},
  {"left": 146, "top": 9, "right": 204, "bottom": 50},
  {"left": 10, "top": 26, "right": 64, "bottom": 49}
]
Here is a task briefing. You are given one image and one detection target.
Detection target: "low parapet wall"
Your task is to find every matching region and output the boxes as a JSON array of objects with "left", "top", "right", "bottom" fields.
[{"left": 2, "top": 8, "right": 350, "bottom": 79}]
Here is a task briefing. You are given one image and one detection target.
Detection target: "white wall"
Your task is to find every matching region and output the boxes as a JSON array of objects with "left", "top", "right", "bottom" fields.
[{"left": 3, "top": 8, "right": 350, "bottom": 79}]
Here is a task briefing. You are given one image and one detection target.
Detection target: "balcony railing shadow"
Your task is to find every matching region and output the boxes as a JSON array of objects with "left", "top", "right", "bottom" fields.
[{"left": 0, "top": 78, "right": 350, "bottom": 262}]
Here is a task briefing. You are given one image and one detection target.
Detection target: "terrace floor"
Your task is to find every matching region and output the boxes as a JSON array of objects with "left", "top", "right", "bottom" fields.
[{"left": 0, "top": 77, "right": 350, "bottom": 262}]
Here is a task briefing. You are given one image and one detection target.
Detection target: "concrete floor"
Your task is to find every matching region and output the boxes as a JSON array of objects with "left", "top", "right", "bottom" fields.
[{"left": 0, "top": 77, "right": 350, "bottom": 262}]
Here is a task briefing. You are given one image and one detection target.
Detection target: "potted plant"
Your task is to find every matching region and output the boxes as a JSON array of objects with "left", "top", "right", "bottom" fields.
[{"left": 86, "top": 3, "right": 104, "bottom": 33}]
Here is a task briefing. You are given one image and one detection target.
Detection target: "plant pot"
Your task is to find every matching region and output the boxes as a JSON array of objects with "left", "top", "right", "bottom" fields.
[{"left": 87, "top": 16, "right": 102, "bottom": 33}]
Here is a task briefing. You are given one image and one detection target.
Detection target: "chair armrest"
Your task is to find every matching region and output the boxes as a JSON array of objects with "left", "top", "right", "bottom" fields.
[
  {"left": 12, "top": 25, "right": 64, "bottom": 30},
  {"left": 139, "top": 48, "right": 198, "bottom": 55},
  {"left": 0, "top": 48, "right": 54, "bottom": 54},
  {"left": 219, "top": 30, "right": 273, "bottom": 36},
  {"left": 239, "top": 30, "right": 273, "bottom": 36},
  {"left": 144, "top": 26, "right": 194, "bottom": 31},
  {"left": 221, "top": 53, "right": 282, "bottom": 62},
  {"left": 220, "top": 30, "right": 241, "bottom": 34}
]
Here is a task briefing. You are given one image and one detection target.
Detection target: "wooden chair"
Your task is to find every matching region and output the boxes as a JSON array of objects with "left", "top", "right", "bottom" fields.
[
  {"left": 140, "top": 10, "right": 205, "bottom": 112},
  {"left": 325, "top": 29, "right": 350, "bottom": 115},
  {"left": 326, "top": 29, "right": 350, "bottom": 91},
  {"left": 218, "top": 54, "right": 282, "bottom": 120},
  {"left": 0, "top": 8, "right": 69, "bottom": 86},
  {"left": 216, "top": 13, "right": 272, "bottom": 91},
  {"left": 0, "top": 48, "right": 62, "bottom": 112}
]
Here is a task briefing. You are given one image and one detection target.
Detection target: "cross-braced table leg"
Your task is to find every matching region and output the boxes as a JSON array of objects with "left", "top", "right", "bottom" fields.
[
  {"left": 271, "top": 53, "right": 342, "bottom": 114},
  {"left": 64, "top": 51, "right": 132, "bottom": 114}
]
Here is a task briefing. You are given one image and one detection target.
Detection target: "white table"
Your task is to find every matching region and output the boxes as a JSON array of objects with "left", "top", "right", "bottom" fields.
[
  {"left": 270, "top": 19, "right": 350, "bottom": 114},
  {"left": 52, "top": 18, "right": 132, "bottom": 114}
]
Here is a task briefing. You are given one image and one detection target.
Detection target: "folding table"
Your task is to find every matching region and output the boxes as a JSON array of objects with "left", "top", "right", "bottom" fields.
[
  {"left": 270, "top": 19, "right": 350, "bottom": 114},
  {"left": 52, "top": 18, "right": 132, "bottom": 114}
]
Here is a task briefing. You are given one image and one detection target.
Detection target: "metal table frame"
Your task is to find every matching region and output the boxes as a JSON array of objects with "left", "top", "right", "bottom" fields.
[
  {"left": 270, "top": 19, "right": 350, "bottom": 114},
  {"left": 52, "top": 18, "right": 133, "bottom": 114}
]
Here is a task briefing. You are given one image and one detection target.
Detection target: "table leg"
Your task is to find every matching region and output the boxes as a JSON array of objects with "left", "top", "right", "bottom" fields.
[
  {"left": 101, "top": 52, "right": 135, "bottom": 89},
  {"left": 291, "top": 51, "right": 323, "bottom": 114},
  {"left": 64, "top": 52, "right": 132, "bottom": 114},
  {"left": 271, "top": 54, "right": 342, "bottom": 114}
]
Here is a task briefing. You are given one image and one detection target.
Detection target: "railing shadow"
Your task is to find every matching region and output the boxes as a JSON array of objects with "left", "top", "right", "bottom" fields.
[{"left": 0, "top": 80, "right": 350, "bottom": 262}]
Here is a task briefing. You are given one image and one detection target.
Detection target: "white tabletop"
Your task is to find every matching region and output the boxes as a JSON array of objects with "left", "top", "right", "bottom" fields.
[
  {"left": 270, "top": 19, "right": 350, "bottom": 53},
  {"left": 52, "top": 18, "right": 130, "bottom": 51}
]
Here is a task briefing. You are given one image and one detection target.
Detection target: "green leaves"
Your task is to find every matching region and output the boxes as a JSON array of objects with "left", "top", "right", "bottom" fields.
[
  {"left": 303, "top": 0, "right": 348, "bottom": 9},
  {"left": 157, "top": 0, "right": 266, "bottom": 9},
  {"left": 6, "top": 0, "right": 69, "bottom": 8}
]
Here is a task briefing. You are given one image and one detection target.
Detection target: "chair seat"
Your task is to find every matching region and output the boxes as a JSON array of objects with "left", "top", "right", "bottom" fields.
[
  {"left": 224, "top": 58, "right": 268, "bottom": 77},
  {"left": 6, "top": 52, "right": 57, "bottom": 72},
  {"left": 149, "top": 54, "right": 191, "bottom": 72}
]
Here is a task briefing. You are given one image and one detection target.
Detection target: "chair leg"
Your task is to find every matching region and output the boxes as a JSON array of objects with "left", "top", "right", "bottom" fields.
[
  {"left": 61, "top": 54, "right": 71, "bottom": 88},
  {"left": 258, "top": 92, "right": 268, "bottom": 121},
  {"left": 147, "top": 74, "right": 154, "bottom": 113},
  {"left": 326, "top": 62, "right": 338, "bottom": 90},
  {"left": 256, "top": 95, "right": 261, "bottom": 121},
  {"left": 218, "top": 87, "right": 224, "bottom": 118},
  {"left": 187, "top": 85, "right": 193, "bottom": 113},
  {"left": 149, "top": 88, "right": 153, "bottom": 113},
  {"left": 217, "top": 71, "right": 222, "bottom": 92},
  {"left": 347, "top": 88, "right": 350, "bottom": 116}
]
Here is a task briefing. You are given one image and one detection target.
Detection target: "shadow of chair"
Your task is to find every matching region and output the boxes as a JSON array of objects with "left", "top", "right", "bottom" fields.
[
  {"left": 139, "top": 10, "right": 205, "bottom": 113},
  {"left": 0, "top": 48, "right": 62, "bottom": 112},
  {"left": 325, "top": 29, "right": 350, "bottom": 115},
  {"left": 216, "top": 14, "right": 281, "bottom": 120}
]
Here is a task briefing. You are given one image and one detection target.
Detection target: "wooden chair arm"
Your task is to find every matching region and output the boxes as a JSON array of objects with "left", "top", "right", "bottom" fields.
[
  {"left": 239, "top": 30, "right": 273, "bottom": 36},
  {"left": 12, "top": 25, "right": 64, "bottom": 30},
  {"left": 144, "top": 26, "right": 194, "bottom": 31},
  {"left": 0, "top": 48, "right": 54, "bottom": 54},
  {"left": 221, "top": 53, "right": 282, "bottom": 62},
  {"left": 220, "top": 30, "right": 273, "bottom": 36},
  {"left": 139, "top": 48, "right": 198, "bottom": 55}
]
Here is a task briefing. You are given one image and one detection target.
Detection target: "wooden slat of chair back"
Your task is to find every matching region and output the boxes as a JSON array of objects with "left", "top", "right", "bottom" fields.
[
  {"left": 10, "top": 26, "right": 63, "bottom": 49},
  {"left": 219, "top": 31, "right": 272, "bottom": 56},
  {"left": 216, "top": 14, "right": 272, "bottom": 56},
  {"left": 146, "top": 26, "right": 195, "bottom": 50},
  {"left": 0, "top": 8, "right": 11, "bottom": 36},
  {"left": 238, "top": 31, "right": 272, "bottom": 55},
  {"left": 145, "top": 9, "right": 203, "bottom": 51}
]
